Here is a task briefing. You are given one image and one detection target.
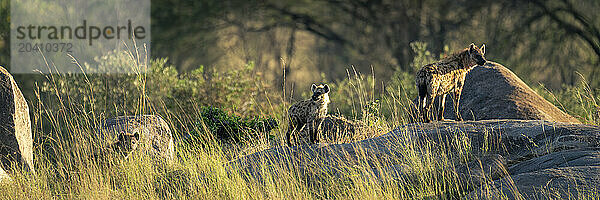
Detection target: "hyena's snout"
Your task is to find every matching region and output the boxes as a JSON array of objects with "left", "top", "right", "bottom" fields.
[
  {"left": 475, "top": 55, "right": 486, "bottom": 66},
  {"left": 477, "top": 58, "right": 486, "bottom": 66}
]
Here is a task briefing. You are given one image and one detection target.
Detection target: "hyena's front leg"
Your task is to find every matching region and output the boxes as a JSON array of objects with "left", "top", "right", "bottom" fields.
[
  {"left": 453, "top": 90, "right": 463, "bottom": 121},
  {"left": 309, "top": 119, "right": 322, "bottom": 144},
  {"left": 286, "top": 117, "right": 300, "bottom": 146},
  {"left": 438, "top": 94, "right": 447, "bottom": 121},
  {"left": 418, "top": 96, "right": 426, "bottom": 122},
  {"left": 286, "top": 120, "right": 294, "bottom": 146},
  {"left": 417, "top": 83, "right": 430, "bottom": 123},
  {"left": 423, "top": 95, "right": 434, "bottom": 123}
]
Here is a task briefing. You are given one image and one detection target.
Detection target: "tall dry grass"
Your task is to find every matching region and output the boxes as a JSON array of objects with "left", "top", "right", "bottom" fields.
[{"left": 0, "top": 48, "right": 597, "bottom": 199}]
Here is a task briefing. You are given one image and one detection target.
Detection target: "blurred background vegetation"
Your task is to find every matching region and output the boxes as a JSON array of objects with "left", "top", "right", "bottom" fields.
[
  {"left": 0, "top": 0, "right": 599, "bottom": 133},
  {"left": 151, "top": 0, "right": 600, "bottom": 91}
]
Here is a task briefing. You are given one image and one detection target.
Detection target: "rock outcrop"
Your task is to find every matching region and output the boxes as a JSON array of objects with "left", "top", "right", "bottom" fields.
[
  {"left": 233, "top": 120, "right": 600, "bottom": 199},
  {"left": 98, "top": 115, "right": 174, "bottom": 161},
  {"left": 0, "top": 66, "right": 34, "bottom": 174},
  {"left": 412, "top": 62, "right": 579, "bottom": 123}
]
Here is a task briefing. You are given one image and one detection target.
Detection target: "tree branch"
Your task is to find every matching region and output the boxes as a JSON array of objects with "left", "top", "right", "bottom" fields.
[
  {"left": 532, "top": 0, "right": 600, "bottom": 60},
  {"left": 264, "top": 3, "right": 349, "bottom": 45}
]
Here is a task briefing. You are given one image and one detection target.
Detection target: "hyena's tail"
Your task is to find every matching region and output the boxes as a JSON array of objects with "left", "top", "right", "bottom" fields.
[{"left": 415, "top": 70, "right": 429, "bottom": 99}]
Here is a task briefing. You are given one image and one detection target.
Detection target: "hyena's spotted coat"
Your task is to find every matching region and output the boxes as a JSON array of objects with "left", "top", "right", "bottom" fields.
[
  {"left": 416, "top": 43, "right": 487, "bottom": 123},
  {"left": 286, "top": 84, "right": 330, "bottom": 146}
]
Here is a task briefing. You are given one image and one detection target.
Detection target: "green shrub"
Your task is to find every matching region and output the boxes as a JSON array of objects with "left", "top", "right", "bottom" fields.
[
  {"left": 191, "top": 106, "right": 278, "bottom": 143},
  {"left": 326, "top": 69, "right": 376, "bottom": 117},
  {"left": 40, "top": 51, "right": 278, "bottom": 118},
  {"left": 387, "top": 42, "right": 447, "bottom": 100},
  {"left": 38, "top": 50, "right": 282, "bottom": 145}
]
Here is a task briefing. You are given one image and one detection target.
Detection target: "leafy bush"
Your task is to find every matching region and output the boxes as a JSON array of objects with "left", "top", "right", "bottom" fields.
[
  {"left": 38, "top": 50, "right": 282, "bottom": 145},
  {"left": 191, "top": 106, "right": 278, "bottom": 143},
  {"left": 386, "top": 42, "right": 446, "bottom": 100},
  {"left": 40, "top": 51, "right": 277, "bottom": 118},
  {"left": 326, "top": 68, "right": 377, "bottom": 118}
]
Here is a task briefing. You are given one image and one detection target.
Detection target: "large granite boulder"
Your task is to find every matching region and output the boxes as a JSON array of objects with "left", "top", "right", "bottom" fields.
[
  {"left": 232, "top": 120, "right": 600, "bottom": 199},
  {"left": 412, "top": 62, "right": 579, "bottom": 123},
  {"left": 0, "top": 66, "right": 34, "bottom": 174},
  {"left": 98, "top": 115, "right": 174, "bottom": 161}
]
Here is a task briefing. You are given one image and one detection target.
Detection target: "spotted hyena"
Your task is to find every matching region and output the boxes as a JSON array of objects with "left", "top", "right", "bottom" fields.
[
  {"left": 286, "top": 84, "right": 330, "bottom": 146},
  {"left": 415, "top": 43, "right": 487, "bottom": 123},
  {"left": 111, "top": 131, "right": 140, "bottom": 155}
]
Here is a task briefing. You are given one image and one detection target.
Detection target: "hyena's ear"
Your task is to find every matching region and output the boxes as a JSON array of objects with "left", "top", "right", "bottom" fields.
[
  {"left": 469, "top": 43, "right": 476, "bottom": 54},
  {"left": 480, "top": 44, "right": 486, "bottom": 55},
  {"left": 323, "top": 84, "right": 330, "bottom": 93},
  {"left": 311, "top": 84, "right": 317, "bottom": 93}
]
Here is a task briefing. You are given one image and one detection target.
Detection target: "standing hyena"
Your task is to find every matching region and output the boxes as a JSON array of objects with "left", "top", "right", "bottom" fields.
[
  {"left": 286, "top": 84, "right": 330, "bottom": 146},
  {"left": 415, "top": 43, "right": 487, "bottom": 123}
]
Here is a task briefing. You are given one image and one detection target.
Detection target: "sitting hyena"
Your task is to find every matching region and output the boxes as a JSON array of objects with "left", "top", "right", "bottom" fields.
[
  {"left": 286, "top": 84, "right": 330, "bottom": 146},
  {"left": 416, "top": 43, "right": 487, "bottom": 123}
]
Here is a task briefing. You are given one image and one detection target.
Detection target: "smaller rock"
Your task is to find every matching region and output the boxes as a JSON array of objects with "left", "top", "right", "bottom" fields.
[
  {"left": 98, "top": 115, "right": 174, "bottom": 161},
  {"left": 312, "top": 115, "right": 366, "bottom": 143},
  {"left": 291, "top": 115, "right": 376, "bottom": 145}
]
